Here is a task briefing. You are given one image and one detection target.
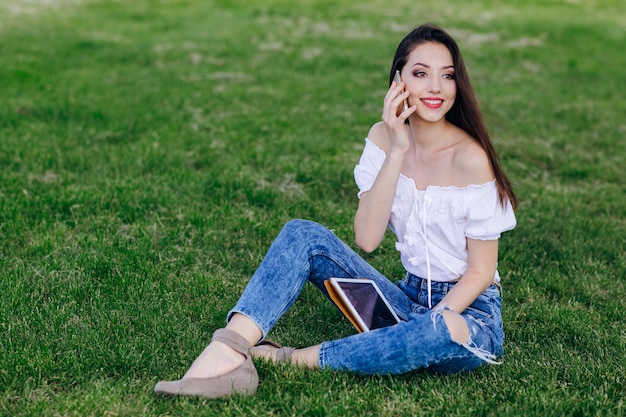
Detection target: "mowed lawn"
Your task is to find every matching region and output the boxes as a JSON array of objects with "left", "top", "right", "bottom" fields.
[{"left": 0, "top": 0, "right": 624, "bottom": 416}]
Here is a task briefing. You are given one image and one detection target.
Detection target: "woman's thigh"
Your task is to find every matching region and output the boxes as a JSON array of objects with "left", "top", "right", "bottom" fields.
[{"left": 318, "top": 290, "right": 503, "bottom": 375}]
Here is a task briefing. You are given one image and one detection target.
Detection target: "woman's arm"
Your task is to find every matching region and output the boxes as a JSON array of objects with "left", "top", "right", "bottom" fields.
[
  {"left": 353, "top": 140, "right": 404, "bottom": 252},
  {"left": 354, "top": 81, "right": 415, "bottom": 253},
  {"left": 437, "top": 238, "right": 499, "bottom": 313}
]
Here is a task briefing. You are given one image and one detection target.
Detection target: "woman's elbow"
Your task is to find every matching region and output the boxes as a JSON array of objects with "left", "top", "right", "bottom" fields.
[
  {"left": 354, "top": 210, "right": 383, "bottom": 253},
  {"left": 354, "top": 233, "right": 379, "bottom": 253}
]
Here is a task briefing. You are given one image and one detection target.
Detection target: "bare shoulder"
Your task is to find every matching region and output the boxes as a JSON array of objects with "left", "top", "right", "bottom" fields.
[
  {"left": 367, "top": 122, "right": 390, "bottom": 153},
  {"left": 453, "top": 130, "right": 494, "bottom": 185}
]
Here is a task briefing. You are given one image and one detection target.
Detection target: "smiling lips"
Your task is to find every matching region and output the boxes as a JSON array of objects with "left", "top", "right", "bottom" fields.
[{"left": 421, "top": 97, "right": 444, "bottom": 109}]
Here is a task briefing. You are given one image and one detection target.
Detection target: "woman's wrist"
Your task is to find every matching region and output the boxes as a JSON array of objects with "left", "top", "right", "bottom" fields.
[{"left": 386, "top": 145, "right": 407, "bottom": 160}]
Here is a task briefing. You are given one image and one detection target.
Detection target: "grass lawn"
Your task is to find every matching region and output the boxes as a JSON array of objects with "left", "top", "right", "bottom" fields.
[{"left": 1, "top": 0, "right": 624, "bottom": 415}]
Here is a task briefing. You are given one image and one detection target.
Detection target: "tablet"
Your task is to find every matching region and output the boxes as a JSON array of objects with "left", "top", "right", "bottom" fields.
[{"left": 324, "top": 278, "right": 401, "bottom": 332}]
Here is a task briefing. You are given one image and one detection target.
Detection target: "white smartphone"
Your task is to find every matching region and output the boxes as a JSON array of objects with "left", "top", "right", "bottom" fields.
[{"left": 394, "top": 70, "right": 409, "bottom": 112}]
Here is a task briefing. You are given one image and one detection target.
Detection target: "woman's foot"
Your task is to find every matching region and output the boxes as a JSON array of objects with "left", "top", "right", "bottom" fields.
[
  {"left": 250, "top": 342, "right": 321, "bottom": 369},
  {"left": 250, "top": 342, "right": 295, "bottom": 363},
  {"left": 154, "top": 329, "right": 258, "bottom": 398},
  {"left": 183, "top": 340, "right": 246, "bottom": 379}
]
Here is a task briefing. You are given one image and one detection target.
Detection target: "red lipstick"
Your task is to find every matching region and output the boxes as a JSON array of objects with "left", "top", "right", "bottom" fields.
[{"left": 421, "top": 97, "right": 443, "bottom": 109}]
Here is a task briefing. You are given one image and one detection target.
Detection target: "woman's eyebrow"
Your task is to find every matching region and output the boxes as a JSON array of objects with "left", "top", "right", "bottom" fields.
[{"left": 410, "top": 62, "right": 455, "bottom": 70}]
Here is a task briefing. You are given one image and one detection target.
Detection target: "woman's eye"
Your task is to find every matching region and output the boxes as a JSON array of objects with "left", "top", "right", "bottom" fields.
[
  {"left": 413, "top": 71, "right": 427, "bottom": 78},
  {"left": 443, "top": 73, "right": 455, "bottom": 80}
]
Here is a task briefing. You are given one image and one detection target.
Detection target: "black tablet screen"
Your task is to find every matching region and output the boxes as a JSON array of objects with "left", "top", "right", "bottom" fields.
[{"left": 336, "top": 281, "right": 398, "bottom": 330}]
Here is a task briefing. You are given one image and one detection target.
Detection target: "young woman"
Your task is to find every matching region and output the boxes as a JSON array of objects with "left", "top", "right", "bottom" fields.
[{"left": 155, "top": 23, "right": 518, "bottom": 399}]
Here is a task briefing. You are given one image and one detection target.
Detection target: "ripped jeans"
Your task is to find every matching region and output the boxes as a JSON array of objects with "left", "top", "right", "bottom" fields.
[{"left": 229, "top": 219, "right": 504, "bottom": 375}]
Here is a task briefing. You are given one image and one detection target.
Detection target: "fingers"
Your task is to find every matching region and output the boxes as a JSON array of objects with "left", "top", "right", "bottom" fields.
[
  {"left": 394, "top": 91, "right": 410, "bottom": 117},
  {"left": 397, "top": 100, "right": 416, "bottom": 120},
  {"left": 383, "top": 82, "right": 414, "bottom": 124},
  {"left": 381, "top": 82, "right": 414, "bottom": 153},
  {"left": 384, "top": 80, "right": 404, "bottom": 108}
]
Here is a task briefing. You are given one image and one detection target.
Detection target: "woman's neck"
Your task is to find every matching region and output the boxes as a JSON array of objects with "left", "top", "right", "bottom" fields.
[{"left": 407, "top": 118, "right": 453, "bottom": 151}]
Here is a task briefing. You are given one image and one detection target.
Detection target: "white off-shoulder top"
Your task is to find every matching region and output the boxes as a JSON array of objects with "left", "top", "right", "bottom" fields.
[{"left": 354, "top": 139, "right": 516, "bottom": 306}]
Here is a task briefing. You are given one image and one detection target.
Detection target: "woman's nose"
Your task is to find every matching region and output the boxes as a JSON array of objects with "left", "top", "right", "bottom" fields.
[{"left": 428, "top": 78, "right": 440, "bottom": 93}]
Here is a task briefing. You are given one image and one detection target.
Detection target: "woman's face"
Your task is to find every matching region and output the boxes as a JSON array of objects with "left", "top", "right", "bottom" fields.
[{"left": 399, "top": 42, "right": 456, "bottom": 123}]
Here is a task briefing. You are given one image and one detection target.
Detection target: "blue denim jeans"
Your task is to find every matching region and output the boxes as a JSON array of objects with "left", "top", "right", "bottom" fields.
[{"left": 229, "top": 219, "right": 504, "bottom": 375}]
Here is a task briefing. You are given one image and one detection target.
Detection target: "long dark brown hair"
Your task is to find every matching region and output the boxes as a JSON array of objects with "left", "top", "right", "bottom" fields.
[{"left": 389, "top": 24, "right": 518, "bottom": 210}]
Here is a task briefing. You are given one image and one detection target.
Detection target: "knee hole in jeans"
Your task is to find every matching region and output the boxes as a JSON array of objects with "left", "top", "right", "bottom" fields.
[{"left": 441, "top": 310, "right": 470, "bottom": 344}]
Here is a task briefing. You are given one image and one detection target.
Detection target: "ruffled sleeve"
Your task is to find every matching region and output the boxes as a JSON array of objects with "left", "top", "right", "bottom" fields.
[
  {"left": 353, "top": 139, "right": 385, "bottom": 198},
  {"left": 464, "top": 183, "right": 517, "bottom": 240}
]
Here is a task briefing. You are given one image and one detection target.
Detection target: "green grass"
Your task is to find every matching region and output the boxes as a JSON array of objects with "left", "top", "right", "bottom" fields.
[{"left": 1, "top": 0, "right": 624, "bottom": 415}]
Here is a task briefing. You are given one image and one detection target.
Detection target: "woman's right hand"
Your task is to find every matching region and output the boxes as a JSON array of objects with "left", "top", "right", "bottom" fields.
[{"left": 382, "top": 80, "right": 415, "bottom": 154}]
